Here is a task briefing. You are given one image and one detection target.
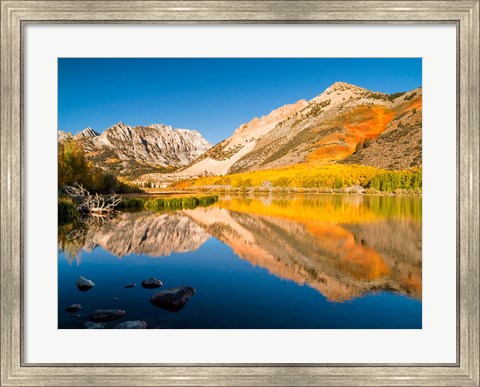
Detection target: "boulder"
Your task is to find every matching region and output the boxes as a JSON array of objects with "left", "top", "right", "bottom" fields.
[
  {"left": 345, "top": 185, "right": 365, "bottom": 194},
  {"left": 90, "top": 309, "right": 126, "bottom": 322},
  {"left": 77, "top": 276, "right": 95, "bottom": 291},
  {"left": 114, "top": 320, "right": 147, "bottom": 329},
  {"left": 150, "top": 286, "right": 195, "bottom": 312},
  {"left": 85, "top": 321, "right": 106, "bottom": 329},
  {"left": 124, "top": 283, "right": 136, "bottom": 288},
  {"left": 142, "top": 278, "right": 163, "bottom": 289},
  {"left": 65, "top": 304, "right": 81, "bottom": 312}
]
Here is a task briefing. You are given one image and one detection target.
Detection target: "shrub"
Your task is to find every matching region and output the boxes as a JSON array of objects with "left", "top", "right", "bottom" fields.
[
  {"left": 173, "top": 164, "right": 421, "bottom": 193},
  {"left": 388, "top": 92, "right": 406, "bottom": 101},
  {"left": 355, "top": 141, "right": 364, "bottom": 154},
  {"left": 115, "top": 197, "right": 144, "bottom": 210},
  {"left": 143, "top": 195, "right": 218, "bottom": 211},
  {"left": 334, "top": 177, "right": 344, "bottom": 189},
  {"left": 102, "top": 173, "right": 118, "bottom": 194},
  {"left": 367, "top": 169, "right": 422, "bottom": 192},
  {"left": 58, "top": 196, "right": 78, "bottom": 223},
  {"left": 404, "top": 92, "right": 417, "bottom": 101}
]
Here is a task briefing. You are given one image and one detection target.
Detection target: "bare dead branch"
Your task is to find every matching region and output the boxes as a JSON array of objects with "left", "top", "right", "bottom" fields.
[{"left": 63, "top": 184, "right": 122, "bottom": 215}]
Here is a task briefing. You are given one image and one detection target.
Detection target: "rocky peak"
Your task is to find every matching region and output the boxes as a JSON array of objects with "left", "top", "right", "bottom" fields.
[
  {"left": 58, "top": 130, "right": 72, "bottom": 142},
  {"left": 58, "top": 119, "right": 212, "bottom": 175},
  {"left": 106, "top": 122, "right": 128, "bottom": 132},
  {"left": 310, "top": 81, "right": 371, "bottom": 106},
  {"left": 175, "top": 128, "right": 212, "bottom": 149},
  {"left": 325, "top": 81, "right": 367, "bottom": 93},
  {"left": 148, "top": 123, "right": 173, "bottom": 132},
  {"left": 234, "top": 99, "right": 308, "bottom": 137},
  {"left": 97, "top": 122, "right": 132, "bottom": 145},
  {"left": 91, "top": 121, "right": 212, "bottom": 169},
  {"left": 74, "top": 127, "right": 99, "bottom": 140}
]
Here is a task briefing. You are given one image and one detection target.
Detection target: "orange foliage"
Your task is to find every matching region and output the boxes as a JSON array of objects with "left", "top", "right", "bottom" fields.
[
  {"left": 308, "top": 105, "right": 395, "bottom": 162},
  {"left": 346, "top": 106, "right": 395, "bottom": 139}
]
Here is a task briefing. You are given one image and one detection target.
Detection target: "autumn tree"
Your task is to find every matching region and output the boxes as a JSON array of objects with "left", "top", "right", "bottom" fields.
[{"left": 58, "top": 140, "right": 94, "bottom": 189}]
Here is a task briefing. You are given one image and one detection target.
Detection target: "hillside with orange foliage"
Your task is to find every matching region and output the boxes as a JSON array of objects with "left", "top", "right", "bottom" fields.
[
  {"left": 342, "top": 91, "right": 422, "bottom": 169},
  {"left": 135, "top": 83, "right": 422, "bottom": 187},
  {"left": 226, "top": 83, "right": 422, "bottom": 173},
  {"left": 308, "top": 105, "right": 395, "bottom": 162}
]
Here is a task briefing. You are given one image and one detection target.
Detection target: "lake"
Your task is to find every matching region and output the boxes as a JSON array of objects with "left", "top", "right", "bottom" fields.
[{"left": 58, "top": 194, "right": 422, "bottom": 329}]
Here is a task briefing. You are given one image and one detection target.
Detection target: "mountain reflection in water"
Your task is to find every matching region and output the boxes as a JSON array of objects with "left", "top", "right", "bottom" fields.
[{"left": 59, "top": 194, "right": 421, "bottom": 304}]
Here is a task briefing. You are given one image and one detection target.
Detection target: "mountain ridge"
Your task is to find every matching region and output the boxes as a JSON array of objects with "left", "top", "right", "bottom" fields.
[
  {"left": 58, "top": 122, "right": 211, "bottom": 179},
  {"left": 181, "top": 82, "right": 421, "bottom": 176},
  {"left": 135, "top": 82, "right": 422, "bottom": 185},
  {"left": 58, "top": 81, "right": 422, "bottom": 184}
]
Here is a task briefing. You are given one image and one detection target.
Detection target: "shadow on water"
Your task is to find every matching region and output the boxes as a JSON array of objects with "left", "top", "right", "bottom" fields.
[{"left": 58, "top": 194, "right": 422, "bottom": 329}]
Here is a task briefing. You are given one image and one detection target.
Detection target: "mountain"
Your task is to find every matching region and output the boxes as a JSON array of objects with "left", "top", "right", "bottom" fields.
[
  {"left": 58, "top": 122, "right": 211, "bottom": 179},
  {"left": 57, "top": 130, "right": 72, "bottom": 142},
  {"left": 172, "top": 82, "right": 421, "bottom": 179},
  {"left": 73, "top": 127, "right": 99, "bottom": 140},
  {"left": 341, "top": 89, "right": 422, "bottom": 169},
  {"left": 59, "top": 82, "right": 422, "bottom": 183},
  {"left": 179, "top": 99, "right": 309, "bottom": 176}
]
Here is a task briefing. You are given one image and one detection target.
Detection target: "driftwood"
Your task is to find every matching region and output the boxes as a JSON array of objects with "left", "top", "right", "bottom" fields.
[{"left": 63, "top": 183, "right": 122, "bottom": 215}]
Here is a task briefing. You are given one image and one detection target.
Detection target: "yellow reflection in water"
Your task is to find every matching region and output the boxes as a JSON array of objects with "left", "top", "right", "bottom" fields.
[{"left": 210, "top": 194, "right": 421, "bottom": 301}]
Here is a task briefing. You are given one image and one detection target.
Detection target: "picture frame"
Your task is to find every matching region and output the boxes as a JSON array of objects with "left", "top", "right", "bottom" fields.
[{"left": 1, "top": 1, "right": 478, "bottom": 385}]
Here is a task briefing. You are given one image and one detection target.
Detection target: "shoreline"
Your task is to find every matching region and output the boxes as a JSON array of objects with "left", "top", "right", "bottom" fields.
[{"left": 129, "top": 187, "right": 422, "bottom": 197}]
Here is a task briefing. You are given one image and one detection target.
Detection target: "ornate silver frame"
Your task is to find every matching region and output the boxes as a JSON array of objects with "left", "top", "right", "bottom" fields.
[{"left": 1, "top": 1, "right": 478, "bottom": 386}]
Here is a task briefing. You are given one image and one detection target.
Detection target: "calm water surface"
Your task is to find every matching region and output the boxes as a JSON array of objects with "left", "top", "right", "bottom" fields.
[{"left": 58, "top": 194, "right": 422, "bottom": 329}]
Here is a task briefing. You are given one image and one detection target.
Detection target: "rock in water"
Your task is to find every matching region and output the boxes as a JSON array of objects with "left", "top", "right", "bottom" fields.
[
  {"left": 69, "top": 314, "right": 81, "bottom": 318},
  {"left": 85, "top": 321, "right": 106, "bottom": 329},
  {"left": 142, "top": 278, "right": 163, "bottom": 289},
  {"left": 150, "top": 286, "right": 195, "bottom": 312},
  {"left": 124, "top": 283, "right": 136, "bottom": 288},
  {"left": 65, "top": 304, "right": 81, "bottom": 312},
  {"left": 114, "top": 320, "right": 147, "bottom": 329},
  {"left": 77, "top": 276, "right": 95, "bottom": 291},
  {"left": 90, "top": 309, "right": 126, "bottom": 322}
]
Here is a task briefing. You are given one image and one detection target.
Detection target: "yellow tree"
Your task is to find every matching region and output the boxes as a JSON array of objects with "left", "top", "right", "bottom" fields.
[{"left": 58, "top": 140, "right": 93, "bottom": 189}]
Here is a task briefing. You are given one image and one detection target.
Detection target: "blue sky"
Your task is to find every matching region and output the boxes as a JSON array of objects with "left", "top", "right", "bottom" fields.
[{"left": 58, "top": 58, "right": 421, "bottom": 144}]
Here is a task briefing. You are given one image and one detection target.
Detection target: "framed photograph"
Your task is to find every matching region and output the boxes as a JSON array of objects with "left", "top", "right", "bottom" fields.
[{"left": 1, "top": 1, "right": 478, "bottom": 386}]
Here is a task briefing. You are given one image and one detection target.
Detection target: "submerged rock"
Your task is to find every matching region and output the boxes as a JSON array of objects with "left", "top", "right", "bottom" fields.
[
  {"left": 69, "top": 313, "right": 81, "bottom": 318},
  {"left": 114, "top": 320, "right": 147, "bottom": 329},
  {"left": 85, "top": 321, "right": 106, "bottom": 329},
  {"left": 77, "top": 276, "right": 95, "bottom": 291},
  {"left": 124, "top": 283, "right": 136, "bottom": 288},
  {"left": 65, "top": 304, "right": 81, "bottom": 312},
  {"left": 142, "top": 278, "right": 163, "bottom": 289},
  {"left": 150, "top": 286, "right": 195, "bottom": 312},
  {"left": 90, "top": 309, "right": 126, "bottom": 322}
]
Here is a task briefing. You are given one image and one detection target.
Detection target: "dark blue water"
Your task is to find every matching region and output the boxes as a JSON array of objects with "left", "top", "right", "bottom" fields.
[{"left": 58, "top": 195, "right": 422, "bottom": 329}]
